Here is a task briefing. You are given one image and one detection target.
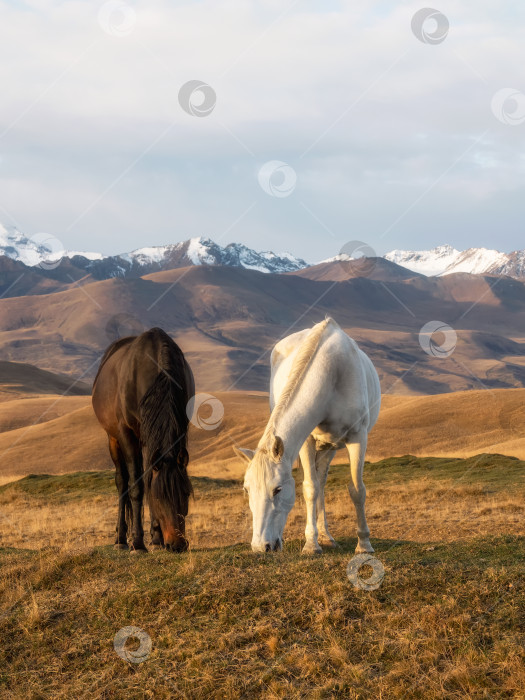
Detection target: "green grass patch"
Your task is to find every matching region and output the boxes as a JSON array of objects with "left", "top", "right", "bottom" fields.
[
  {"left": 0, "top": 470, "right": 242, "bottom": 504},
  {"left": 328, "top": 453, "right": 525, "bottom": 491},
  {"left": 0, "top": 470, "right": 116, "bottom": 502}
]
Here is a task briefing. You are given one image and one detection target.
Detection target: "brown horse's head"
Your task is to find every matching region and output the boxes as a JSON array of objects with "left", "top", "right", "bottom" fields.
[{"left": 147, "top": 464, "right": 191, "bottom": 552}]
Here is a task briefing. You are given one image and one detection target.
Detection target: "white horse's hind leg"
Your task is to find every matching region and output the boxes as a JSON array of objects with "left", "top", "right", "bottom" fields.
[
  {"left": 299, "top": 436, "right": 322, "bottom": 555},
  {"left": 315, "top": 449, "right": 337, "bottom": 547},
  {"left": 346, "top": 431, "right": 374, "bottom": 554}
]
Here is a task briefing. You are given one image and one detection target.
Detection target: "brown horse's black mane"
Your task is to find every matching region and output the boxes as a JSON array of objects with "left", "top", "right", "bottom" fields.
[{"left": 139, "top": 329, "right": 193, "bottom": 517}]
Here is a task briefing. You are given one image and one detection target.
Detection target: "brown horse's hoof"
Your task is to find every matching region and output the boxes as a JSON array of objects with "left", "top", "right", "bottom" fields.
[
  {"left": 150, "top": 544, "right": 163, "bottom": 551},
  {"left": 130, "top": 547, "right": 148, "bottom": 555},
  {"left": 114, "top": 543, "right": 129, "bottom": 550}
]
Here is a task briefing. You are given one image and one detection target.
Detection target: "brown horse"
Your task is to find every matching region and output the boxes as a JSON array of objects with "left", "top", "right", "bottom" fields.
[{"left": 92, "top": 327, "right": 194, "bottom": 553}]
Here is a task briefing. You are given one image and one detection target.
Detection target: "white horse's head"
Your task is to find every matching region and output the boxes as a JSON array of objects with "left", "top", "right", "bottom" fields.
[{"left": 234, "top": 435, "right": 295, "bottom": 552}]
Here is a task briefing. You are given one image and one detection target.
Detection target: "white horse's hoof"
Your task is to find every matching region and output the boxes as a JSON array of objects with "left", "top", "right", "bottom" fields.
[
  {"left": 302, "top": 543, "right": 323, "bottom": 555},
  {"left": 355, "top": 543, "right": 374, "bottom": 554},
  {"left": 319, "top": 537, "right": 339, "bottom": 549}
]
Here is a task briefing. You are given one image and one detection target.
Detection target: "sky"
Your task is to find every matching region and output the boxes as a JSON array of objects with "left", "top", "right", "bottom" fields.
[{"left": 0, "top": 0, "right": 524, "bottom": 262}]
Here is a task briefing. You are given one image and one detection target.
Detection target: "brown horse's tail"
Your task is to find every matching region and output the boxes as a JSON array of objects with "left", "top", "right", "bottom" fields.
[{"left": 139, "top": 332, "right": 193, "bottom": 516}]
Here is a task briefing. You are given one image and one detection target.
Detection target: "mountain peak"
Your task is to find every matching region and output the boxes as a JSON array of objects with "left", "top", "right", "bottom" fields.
[
  {"left": 384, "top": 244, "right": 523, "bottom": 278},
  {"left": 431, "top": 244, "right": 458, "bottom": 255}
]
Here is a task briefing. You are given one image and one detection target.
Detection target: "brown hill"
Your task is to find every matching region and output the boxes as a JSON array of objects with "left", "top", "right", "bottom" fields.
[
  {"left": 0, "top": 256, "right": 94, "bottom": 298},
  {"left": 290, "top": 257, "right": 423, "bottom": 282},
  {"left": 0, "top": 361, "right": 91, "bottom": 398}
]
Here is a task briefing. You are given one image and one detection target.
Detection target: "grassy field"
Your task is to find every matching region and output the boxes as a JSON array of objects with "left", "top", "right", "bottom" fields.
[{"left": 0, "top": 455, "right": 524, "bottom": 698}]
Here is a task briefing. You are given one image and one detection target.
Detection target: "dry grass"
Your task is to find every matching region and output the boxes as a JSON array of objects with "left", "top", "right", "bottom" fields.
[
  {"left": 0, "top": 456, "right": 523, "bottom": 698},
  {"left": 1, "top": 457, "right": 523, "bottom": 552}
]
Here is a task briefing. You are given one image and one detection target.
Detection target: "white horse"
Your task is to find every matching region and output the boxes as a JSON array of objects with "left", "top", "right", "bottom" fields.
[{"left": 235, "top": 317, "right": 380, "bottom": 554}]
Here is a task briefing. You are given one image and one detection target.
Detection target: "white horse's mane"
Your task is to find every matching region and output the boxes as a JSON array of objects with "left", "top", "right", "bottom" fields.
[{"left": 261, "top": 317, "right": 334, "bottom": 444}]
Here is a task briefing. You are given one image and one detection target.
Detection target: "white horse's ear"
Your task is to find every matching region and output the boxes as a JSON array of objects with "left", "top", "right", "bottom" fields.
[
  {"left": 233, "top": 446, "right": 255, "bottom": 463},
  {"left": 271, "top": 435, "right": 284, "bottom": 462}
]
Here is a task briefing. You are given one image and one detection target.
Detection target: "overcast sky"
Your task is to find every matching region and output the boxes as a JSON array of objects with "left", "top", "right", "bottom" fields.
[{"left": 1, "top": 0, "right": 524, "bottom": 261}]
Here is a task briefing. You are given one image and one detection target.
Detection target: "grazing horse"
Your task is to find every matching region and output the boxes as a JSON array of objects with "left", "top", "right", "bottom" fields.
[
  {"left": 92, "top": 327, "right": 194, "bottom": 553},
  {"left": 235, "top": 317, "right": 380, "bottom": 555}
]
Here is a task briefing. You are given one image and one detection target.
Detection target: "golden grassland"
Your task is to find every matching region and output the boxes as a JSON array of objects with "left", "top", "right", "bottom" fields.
[{"left": 0, "top": 455, "right": 523, "bottom": 698}]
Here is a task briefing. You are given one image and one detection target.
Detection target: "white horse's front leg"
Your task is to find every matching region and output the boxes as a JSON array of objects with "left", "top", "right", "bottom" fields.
[
  {"left": 346, "top": 431, "right": 374, "bottom": 554},
  {"left": 315, "top": 449, "right": 337, "bottom": 547},
  {"left": 299, "top": 437, "right": 322, "bottom": 554}
]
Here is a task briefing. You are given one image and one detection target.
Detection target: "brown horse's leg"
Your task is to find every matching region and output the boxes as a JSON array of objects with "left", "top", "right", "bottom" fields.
[
  {"left": 118, "top": 428, "right": 147, "bottom": 552},
  {"left": 109, "top": 436, "right": 129, "bottom": 549}
]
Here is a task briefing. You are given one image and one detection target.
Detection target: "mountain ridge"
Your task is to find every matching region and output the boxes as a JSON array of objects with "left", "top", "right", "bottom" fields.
[
  {"left": 384, "top": 244, "right": 525, "bottom": 278},
  {"left": 3, "top": 223, "right": 525, "bottom": 280},
  {"left": 0, "top": 225, "right": 307, "bottom": 278}
]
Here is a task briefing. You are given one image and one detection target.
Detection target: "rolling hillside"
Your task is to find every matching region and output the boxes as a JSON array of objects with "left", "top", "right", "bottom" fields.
[{"left": 1, "top": 362, "right": 525, "bottom": 480}]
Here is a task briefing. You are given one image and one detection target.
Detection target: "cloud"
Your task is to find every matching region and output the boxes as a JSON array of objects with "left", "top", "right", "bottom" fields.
[{"left": 0, "top": 0, "right": 524, "bottom": 259}]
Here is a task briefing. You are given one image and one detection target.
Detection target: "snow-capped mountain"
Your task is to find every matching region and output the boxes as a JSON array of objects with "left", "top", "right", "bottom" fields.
[
  {"left": 384, "top": 244, "right": 461, "bottom": 276},
  {"left": 0, "top": 224, "right": 102, "bottom": 266},
  {"left": 120, "top": 238, "right": 307, "bottom": 274},
  {"left": 0, "top": 225, "right": 306, "bottom": 276},
  {"left": 384, "top": 244, "right": 525, "bottom": 278},
  {"left": 0, "top": 225, "right": 48, "bottom": 266},
  {"left": 3, "top": 222, "right": 525, "bottom": 280}
]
